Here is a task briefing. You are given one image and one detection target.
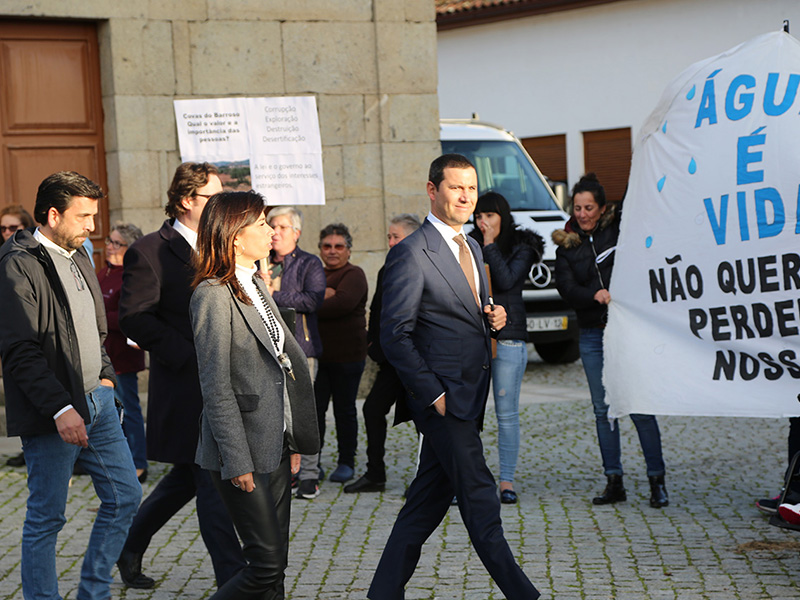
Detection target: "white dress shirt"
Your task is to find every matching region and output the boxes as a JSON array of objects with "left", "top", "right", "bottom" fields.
[
  {"left": 426, "top": 212, "right": 481, "bottom": 296},
  {"left": 172, "top": 218, "right": 198, "bottom": 251},
  {"left": 34, "top": 227, "right": 76, "bottom": 258}
]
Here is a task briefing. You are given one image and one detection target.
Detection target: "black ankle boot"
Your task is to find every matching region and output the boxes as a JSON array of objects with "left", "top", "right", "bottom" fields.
[
  {"left": 649, "top": 475, "right": 669, "bottom": 508},
  {"left": 592, "top": 474, "right": 626, "bottom": 505},
  {"left": 117, "top": 550, "right": 155, "bottom": 589}
]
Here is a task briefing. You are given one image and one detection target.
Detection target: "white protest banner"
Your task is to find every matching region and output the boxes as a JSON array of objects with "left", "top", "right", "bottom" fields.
[
  {"left": 173, "top": 96, "right": 325, "bottom": 205},
  {"left": 604, "top": 30, "right": 800, "bottom": 419},
  {"left": 245, "top": 96, "right": 325, "bottom": 205}
]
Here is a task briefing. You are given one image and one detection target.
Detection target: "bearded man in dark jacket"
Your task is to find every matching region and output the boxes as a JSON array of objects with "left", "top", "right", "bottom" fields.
[{"left": 0, "top": 171, "right": 141, "bottom": 600}]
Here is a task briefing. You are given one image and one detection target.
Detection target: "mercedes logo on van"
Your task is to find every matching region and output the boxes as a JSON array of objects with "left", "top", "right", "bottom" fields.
[{"left": 529, "top": 263, "right": 552, "bottom": 288}]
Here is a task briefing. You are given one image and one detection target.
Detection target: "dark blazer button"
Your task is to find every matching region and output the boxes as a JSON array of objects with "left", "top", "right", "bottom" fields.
[{"left": 482, "top": 364, "right": 489, "bottom": 370}]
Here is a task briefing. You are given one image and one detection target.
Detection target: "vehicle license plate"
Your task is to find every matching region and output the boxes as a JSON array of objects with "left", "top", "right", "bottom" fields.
[{"left": 526, "top": 316, "right": 568, "bottom": 331}]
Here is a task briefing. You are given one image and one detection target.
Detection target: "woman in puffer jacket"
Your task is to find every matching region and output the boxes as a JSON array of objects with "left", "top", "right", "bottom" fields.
[
  {"left": 553, "top": 173, "right": 668, "bottom": 508},
  {"left": 469, "top": 191, "right": 543, "bottom": 504}
]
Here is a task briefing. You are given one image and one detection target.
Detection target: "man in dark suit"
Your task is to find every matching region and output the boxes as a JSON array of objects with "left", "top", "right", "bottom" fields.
[
  {"left": 115, "top": 162, "right": 245, "bottom": 589},
  {"left": 368, "top": 154, "right": 540, "bottom": 600}
]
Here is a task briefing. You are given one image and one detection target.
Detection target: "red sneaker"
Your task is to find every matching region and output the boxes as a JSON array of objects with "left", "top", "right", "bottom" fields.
[{"left": 778, "top": 502, "right": 800, "bottom": 525}]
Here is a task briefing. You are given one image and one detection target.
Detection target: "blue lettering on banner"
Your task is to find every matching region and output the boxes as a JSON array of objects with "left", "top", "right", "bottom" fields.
[
  {"left": 704, "top": 195, "right": 729, "bottom": 245},
  {"left": 736, "top": 191, "right": 750, "bottom": 241},
  {"left": 638, "top": 37, "right": 800, "bottom": 387},
  {"left": 755, "top": 187, "right": 785, "bottom": 238},
  {"left": 737, "top": 128, "right": 766, "bottom": 185},
  {"left": 764, "top": 73, "right": 800, "bottom": 116},
  {"left": 695, "top": 77, "right": 719, "bottom": 128},
  {"left": 695, "top": 72, "right": 800, "bottom": 127},
  {"left": 704, "top": 185, "right": 797, "bottom": 245},
  {"left": 797, "top": 186, "right": 800, "bottom": 235},
  {"left": 725, "top": 74, "right": 756, "bottom": 120}
]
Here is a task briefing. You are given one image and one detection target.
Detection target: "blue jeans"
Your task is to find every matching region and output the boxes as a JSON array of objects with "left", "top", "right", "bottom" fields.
[
  {"left": 492, "top": 339, "right": 528, "bottom": 483},
  {"left": 21, "top": 385, "right": 141, "bottom": 600},
  {"left": 116, "top": 372, "right": 148, "bottom": 470},
  {"left": 579, "top": 328, "right": 666, "bottom": 477}
]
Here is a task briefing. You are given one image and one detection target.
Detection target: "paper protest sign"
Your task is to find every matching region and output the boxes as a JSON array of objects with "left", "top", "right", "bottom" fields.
[{"left": 174, "top": 96, "right": 325, "bottom": 205}]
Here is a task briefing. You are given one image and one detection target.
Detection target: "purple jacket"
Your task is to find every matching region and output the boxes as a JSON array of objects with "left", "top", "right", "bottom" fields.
[{"left": 269, "top": 246, "right": 325, "bottom": 358}]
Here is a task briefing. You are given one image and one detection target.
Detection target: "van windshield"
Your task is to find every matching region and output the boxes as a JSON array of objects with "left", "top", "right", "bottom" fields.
[{"left": 440, "top": 140, "right": 560, "bottom": 211}]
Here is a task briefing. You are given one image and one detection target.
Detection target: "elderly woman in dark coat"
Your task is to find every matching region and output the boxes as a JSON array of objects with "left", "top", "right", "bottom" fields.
[{"left": 190, "top": 191, "right": 320, "bottom": 599}]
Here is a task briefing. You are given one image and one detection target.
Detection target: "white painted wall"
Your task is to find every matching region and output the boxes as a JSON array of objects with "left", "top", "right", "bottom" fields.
[{"left": 437, "top": 0, "right": 800, "bottom": 187}]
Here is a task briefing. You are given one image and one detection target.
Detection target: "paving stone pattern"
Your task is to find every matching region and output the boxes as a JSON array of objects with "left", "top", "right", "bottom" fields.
[{"left": 0, "top": 357, "right": 798, "bottom": 599}]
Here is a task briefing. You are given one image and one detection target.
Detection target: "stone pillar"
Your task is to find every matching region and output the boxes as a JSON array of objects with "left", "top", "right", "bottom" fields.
[{"left": 0, "top": 0, "right": 441, "bottom": 282}]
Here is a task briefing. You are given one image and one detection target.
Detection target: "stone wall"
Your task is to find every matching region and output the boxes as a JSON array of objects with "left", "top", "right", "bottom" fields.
[{"left": 2, "top": 0, "right": 440, "bottom": 278}]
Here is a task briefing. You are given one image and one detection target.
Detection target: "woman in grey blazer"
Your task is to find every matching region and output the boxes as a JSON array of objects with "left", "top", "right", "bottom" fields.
[{"left": 190, "top": 191, "right": 320, "bottom": 600}]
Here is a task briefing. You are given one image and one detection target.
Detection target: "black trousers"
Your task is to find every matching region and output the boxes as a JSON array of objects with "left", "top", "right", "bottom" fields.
[
  {"left": 362, "top": 363, "right": 406, "bottom": 482},
  {"left": 368, "top": 410, "right": 539, "bottom": 600},
  {"left": 208, "top": 448, "right": 292, "bottom": 600},
  {"left": 314, "top": 360, "right": 365, "bottom": 468},
  {"left": 122, "top": 463, "right": 244, "bottom": 586},
  {"left": 787, "top": 417, "right": 800, "bottom": 492}
]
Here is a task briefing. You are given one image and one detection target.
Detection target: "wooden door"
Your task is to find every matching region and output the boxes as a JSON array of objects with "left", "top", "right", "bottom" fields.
[{"left": 0, "top": 19, "right": 108, "bottom": 264}]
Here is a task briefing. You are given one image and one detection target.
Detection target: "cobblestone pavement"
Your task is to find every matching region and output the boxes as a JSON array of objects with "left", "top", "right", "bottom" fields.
[{"left": 0, "top": 352, "right": 798, "bottom": 599}]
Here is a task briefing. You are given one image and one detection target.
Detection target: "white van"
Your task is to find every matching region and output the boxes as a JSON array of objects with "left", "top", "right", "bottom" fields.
[{"left": 440, "top": 118, "right": 579, "bottom": 363}]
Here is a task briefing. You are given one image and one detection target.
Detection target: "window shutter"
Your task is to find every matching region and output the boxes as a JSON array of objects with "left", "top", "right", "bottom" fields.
[
  {"left": 582, "top": 128, "right": 632, "bottom": 202},
  {"left": 521, "top": 134, "right": 567, "bottom": 183}
]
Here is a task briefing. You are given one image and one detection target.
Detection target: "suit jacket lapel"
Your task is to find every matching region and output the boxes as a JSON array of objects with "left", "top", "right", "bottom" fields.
[
  {"left": 229, "top": 283, "right": 279, "bottom": 360},
  {"left": 162, "top": 220, "right": 193, "bottom": 266},
  {"left": 421, "top": 221, "right": 483, "bottom": 328}
]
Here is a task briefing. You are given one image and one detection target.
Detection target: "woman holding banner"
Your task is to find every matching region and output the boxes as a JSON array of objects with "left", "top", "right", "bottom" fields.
[
  {"left": 469, "top": 192, "right": 543, "bottom": 504},
  {"left": 553, "top": 173, "right": 668, "bottom": 508}
]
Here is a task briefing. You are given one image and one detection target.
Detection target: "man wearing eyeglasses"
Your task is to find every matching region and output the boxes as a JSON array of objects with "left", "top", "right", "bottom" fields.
[
  {"left": 115, "top": 162, "right": 245, "bottom": 589},
  {"left": 0, "top": 171, "right": 141, "bottom": 600}
]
